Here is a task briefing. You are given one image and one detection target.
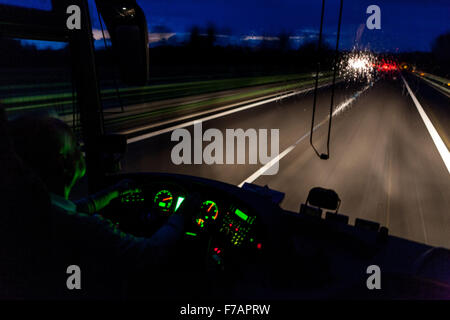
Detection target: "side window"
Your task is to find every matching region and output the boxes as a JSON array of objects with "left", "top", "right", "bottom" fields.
[
  {"left": 89, "top": 0, "right": 127, "bottom": 134},
  {"left": 0, "top": 37, "right": 80, "bottom": 135}
]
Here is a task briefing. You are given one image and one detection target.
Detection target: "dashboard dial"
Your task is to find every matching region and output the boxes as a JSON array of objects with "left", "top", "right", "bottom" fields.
[
  {"left": 195, "top": 200, "right": 219, "bottom": 228},
  {"left": 154, "top": 190, "right": 173, "bottom": 211}
]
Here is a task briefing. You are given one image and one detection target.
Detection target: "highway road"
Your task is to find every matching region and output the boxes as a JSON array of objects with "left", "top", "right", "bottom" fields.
[{"left": 123, "top": 73, "right": 450, "bottom": 248}]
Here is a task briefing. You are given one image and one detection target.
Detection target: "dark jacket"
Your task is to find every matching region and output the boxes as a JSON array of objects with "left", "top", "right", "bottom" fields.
[{"left": 48, "top": 193, "right": 185, "bottom": 299}]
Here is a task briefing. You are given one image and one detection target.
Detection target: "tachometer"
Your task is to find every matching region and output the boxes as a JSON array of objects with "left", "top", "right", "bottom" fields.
[
  {"left": 154, "top": 190, "right": 173, "bottom": 211},
  {"left": 195, "top": 200, "right": 219, "bottom": 228}
]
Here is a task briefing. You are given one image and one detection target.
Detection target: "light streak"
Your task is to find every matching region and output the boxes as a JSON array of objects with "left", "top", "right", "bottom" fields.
[{"left": 339, "top": 50, "right": 378, "bottom": 83}]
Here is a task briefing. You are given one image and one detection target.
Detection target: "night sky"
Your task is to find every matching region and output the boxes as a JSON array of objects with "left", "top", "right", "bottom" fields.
[{"left": 1, "top": 0, "right": 449, "bottom": 52}]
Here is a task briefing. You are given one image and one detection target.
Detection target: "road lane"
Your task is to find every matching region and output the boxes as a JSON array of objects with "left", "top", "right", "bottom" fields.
[{"left": 404, "top": 72, "right": 450, "bottom": 149}]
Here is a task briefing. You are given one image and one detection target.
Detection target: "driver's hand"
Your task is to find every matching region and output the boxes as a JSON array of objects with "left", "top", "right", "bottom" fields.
[
  {"left": 112, "top": 179, "right": 141, "bottom": 198},
  {"left": 77, "top": 179, "right": 140, "bottom": 214}
]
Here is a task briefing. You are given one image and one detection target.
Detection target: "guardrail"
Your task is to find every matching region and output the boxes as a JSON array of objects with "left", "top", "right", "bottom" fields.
[{"left": 411, "top": 70, "right": 450, "bottom": 97}]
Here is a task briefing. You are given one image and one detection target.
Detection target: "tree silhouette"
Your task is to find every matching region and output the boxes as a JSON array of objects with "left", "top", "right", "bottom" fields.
[
  {"left": 432, "top": 32, "right": 450, "bottom": 77},
  {"left": 206, "top": 23, "right": 217, "bottom": 48},
  {"left": 277, "top": 31, "right": 291, "bottom": 52}
]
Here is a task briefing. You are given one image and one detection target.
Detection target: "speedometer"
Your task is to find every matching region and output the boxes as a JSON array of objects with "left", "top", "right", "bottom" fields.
[
  {"left": 195, "top": 200, "right": 219, "bottom": 228},
  {"left": 154, "top": 190, "right": 173, "bottom": 211}
]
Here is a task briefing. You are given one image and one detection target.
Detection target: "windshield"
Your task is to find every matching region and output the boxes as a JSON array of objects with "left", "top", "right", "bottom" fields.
[{"left": 1, "top": 0, "right": 449, "bottom": 249}]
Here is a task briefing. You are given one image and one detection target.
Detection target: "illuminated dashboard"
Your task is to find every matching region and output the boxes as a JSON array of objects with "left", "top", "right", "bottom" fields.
[
  {"left": 119, "top": 185, "right": 263, "bottom": 250},
  {"left": 219, "top": 206, "right": 257, "bottom": 247}
]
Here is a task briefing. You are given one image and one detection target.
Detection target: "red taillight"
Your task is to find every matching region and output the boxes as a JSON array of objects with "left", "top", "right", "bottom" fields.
[{"left": 377, "top": 62, "right": 397, "bottom": 72}]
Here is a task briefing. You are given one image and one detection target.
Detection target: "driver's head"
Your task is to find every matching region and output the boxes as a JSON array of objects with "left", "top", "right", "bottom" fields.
[{"left": 8, "top": 116, "right": 86, "bottom": 199}]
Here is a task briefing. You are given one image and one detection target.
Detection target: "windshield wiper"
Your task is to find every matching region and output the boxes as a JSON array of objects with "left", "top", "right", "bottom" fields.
[{"left": 310, "top": 0, "right": 344, "bottom": 160}]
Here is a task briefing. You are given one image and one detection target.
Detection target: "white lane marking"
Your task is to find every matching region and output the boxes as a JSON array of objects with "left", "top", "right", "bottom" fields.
[
  {"left": 401, "top": 75, "right": 450, "bottom": 174},
  {"left": 238, "top": 85, "right": 371, "bottom": 187},
  {"left": 127, "top": 82, "right": 333, "bottom": 144}
]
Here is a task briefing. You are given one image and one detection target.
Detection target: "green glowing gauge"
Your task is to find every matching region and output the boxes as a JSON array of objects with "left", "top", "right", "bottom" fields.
[
  {"left": 201, "top": 201, "right": 219, "bottom": 220},
  {"left": 195, "top": 201, "right": 219, "bottom": 229},
  {"left": 154, "top": 190, "right": 173, "bottom": 211}
]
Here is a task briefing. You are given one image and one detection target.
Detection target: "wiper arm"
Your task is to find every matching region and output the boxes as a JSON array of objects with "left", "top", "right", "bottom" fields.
[{"left": 310, "top": 0, "right": 344, "bottom": 160}]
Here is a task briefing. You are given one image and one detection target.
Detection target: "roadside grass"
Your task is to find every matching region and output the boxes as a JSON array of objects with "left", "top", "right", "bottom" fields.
[
  {"left": 104, "top": 77, "right": 332, "bottom": 128},
  {"left": 2, "top": 73, "right": 324, "bottom": 112}
]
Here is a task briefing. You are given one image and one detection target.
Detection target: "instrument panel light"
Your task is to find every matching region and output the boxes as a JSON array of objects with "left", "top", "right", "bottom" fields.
[
  {"left": 234, "top": 208, "right": 248, "bottom": 221},
  {"left": 174, "top": 196, "right": 185, "bottom": 212}
]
